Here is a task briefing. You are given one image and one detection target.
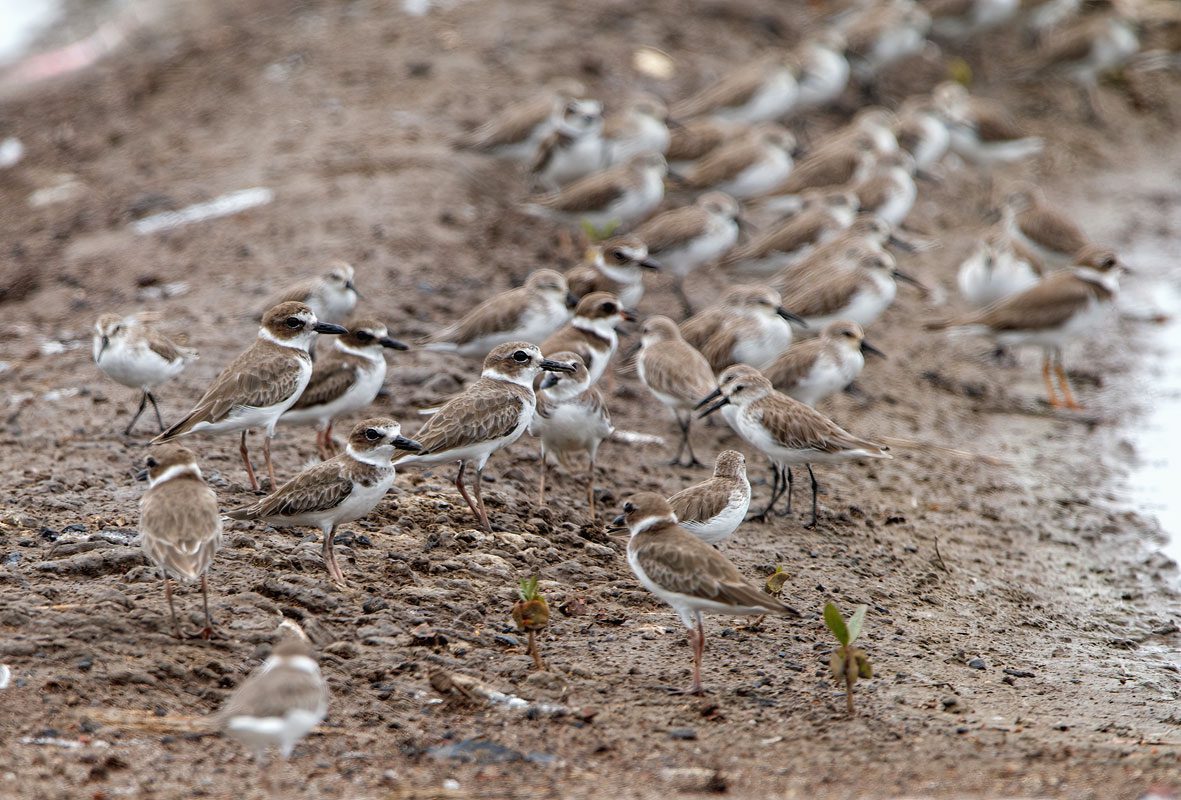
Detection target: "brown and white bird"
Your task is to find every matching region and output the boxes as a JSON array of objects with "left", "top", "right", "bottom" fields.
[
  {"left": 666, "top": 117, "right": 747, "bottom": 168},
  {"left": 282, "top": 320, "right": 408, "bottom": 459},
  {"left": 764, "top": 320, "right": 885, "bottom": 406},
  {"left": 617, "top": 492, "right": 800, "bottom": 694},
  {"left": 932, "top": 82, "right": 1044, "bottom": 166},
  {"left": 957, "top": 231, "right": 1043, "bottom": 309},
  {"left": 265, "top": 261, "right": 359, "bottom": 325},
  {"left": 781, "top": 248, "right": 924, "bottom": 331},
  {"left": 725, "top": 190, "right": 859, "bottom": 272},
  {"left": 418, "top": 269, "right": 574, "bottom": 358},
  {"left": 843, "top": 0, "right": 932, "bottom": 82},
  {"left": 700, "top": 365, "right": 891, "bottom": 525},
  {"left": 636, "top": 316, "right": 717, "bottom": 467},
  {"left": 565, "top": 236, "right": 661, "bottom": 308},
  {"left": 1035, "top": 10, "right": 1140, "bottom": 120},
  {"left": 827, "top": 108, "right": 900, "bottom": 158},
  {"left": 530, "top": 352, "right": 614, "bottom": 518},
  {"left": 928, "top": 245, "right": 1122, "bottom": 409},
  {"left": 667, "top": 450, "right": 751, "bottom": 545},
  {"left": 530, "top": 100, "right": 606, "bottom": 188},
  {"left": 792, "top": 30, "right": 852, "bottom": 112},
  {"left": 153, "top": 302, "right": 348, "bottom": 491},
  {"left": 671, "top": 55, "right": 800, "bottom": 123},
  {"left": 680, "top": 284, "right": 806, "bottom": 373},
  {"left": 218, "top": 634, "right": 329, "bottom": 763},
  {"left": 676, "top": 124, "right": 797, "bottom": 199},
  {"left": 396, "top": 343, "right": 576, "bottom": 531},
  {"left": 854, "top": 150, "right": 917, "bottom": 228},
  {"left": 541, "top": 292, "right": 634, "bottom": 385},
  {"left": 458, "top": 79, "right": 592, "bottom": 161},
  {"left": 94, "top": 313, "right": 198, "bottom": 436},
  {"left": 1000, "top": 184, "right": 1089, "bottom": 267},
  {"left": 227, "top": 418, "right": 421, "bottom": 585},
  {"left": 137, "top": 445, "right": 222, "bottom": 639},
  {"left": 525, "top": 152, "right": 667, "bottom": 231},
  {"left": 601, "top": 94, "right": 672, "bottom": 166},
  {"left": 756, "top": 136, "right": 877, "bottom": 207},
  {"left": 894, "top": 96, "right": 952, "bottom": 172},
  {"left": 925, "top": 0, "right": 1020, "bottom": 39}
]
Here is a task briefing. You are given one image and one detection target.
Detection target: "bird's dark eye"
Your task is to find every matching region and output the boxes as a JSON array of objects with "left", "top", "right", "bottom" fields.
[
  {"left": 286, "top": 317, "right": 303, "bottom": 329},
  {"left": 512, "top": 350, "right": 530, "bottom": 363},
  {"left": 612, "top": 250, "right": 628, "bottom": 263},
  {"left": 735, "top": 384, "right": 745, "bottom": 392},
  {"left": 145, "top": 457, "right": 158, "bottom": 468},
  {"left": 600, "top": 302, "right": 615, "bottom": 313},
  {"left": 1103, "top": 257, "right": 1115, "bottom": 269},
  {"left": 355, "top": 331, "right": 373, "bottom": 342},
  {"left": 565, "top": 102, "right": 579, "bottom": 114},
  {"left": 364, "top": 428, "right": 381, "bottom": 441},
  {"left": 623, "top": 502, "right": 635, "bottom": 513}
]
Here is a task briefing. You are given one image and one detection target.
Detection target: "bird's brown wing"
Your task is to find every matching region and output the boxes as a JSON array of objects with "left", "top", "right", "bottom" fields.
[
  {"left": 1038, "top": 22, "right": 1098, "bottom": 68},
  {"left": 679, "top": 308, "right": 726, "bottom": 350},
  {"left": 564, "top": 265, "right": 609, "bottom": 299},
  {"left": 756, "top": 396, "right": 884, "bottom": 454},
  {"left": 422, "top": 287, "right": 530, "bottom": 346},
  {"left": 671, "top": 61, "right": 773, "bottom": 119},
  {"left": 290, "top": 354, "right": 360, "bottom": 409},
  {"left": 855, "top": 172, "right": 894, "bottom": 212},
  {"left": 667, "top": 478, "right": 731, "bottom": 525},
  {"left": 730, "top": 210, "right": 827, "bottom": 261},
  {"left": 699, "top": 325, "right": 743, "bottom": 374},
  {"left": 764, "top": 339, "right": 826, "bottom": 390},
  {"left": 687, "top": 141, "right": 760, "bottom": 188},
  {"left": 782, "top": 268, "right": 863, "bottom": 317},
  {"left": 408, "top": 381, "right": 529, "bottom": 455},
  {"left": 218, "top": 663, "right": 327, "bottom": 722},
  {"left": 140, "top": 478, "right": 221, "bottom": 578},
  {"left": 923, "top": 0, "right": 975, "bottom": 18},
  {"left": 144, "top": 329, "right": 197, "bottom": 363},
  {"left": 537, "top": 172, "right": 626, "bottom": 213},
  {"left": 667, "top": 120, "right": 729, "bottom": 162},
  {"left": 236, "top": 459, "right": 354, "bottom": 519},
  {"left": 461, "top": 93, "right": 554, "bottom": 150},
  {"left": 1018, "top": 207, "right": 1088, "bottom": 256},
  {"left": 971, "top": 273, "right": 1099, "bottom": 332},
  {"left": 779, "top": 150, "right": 857, "bottom": 194},
  {"left": 633, "top": 206, "right": 711, "bottom": 253},
  {"left": 643, "top": 341, "right": 717, "bottom": 402}
]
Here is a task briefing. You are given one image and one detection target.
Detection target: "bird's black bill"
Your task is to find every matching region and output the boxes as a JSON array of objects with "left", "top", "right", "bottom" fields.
[
  {"left": 135, "top": 468, "right": 149, "bottom": 482},
  {"left": 665, "top": 117, "right": 683, "bottom": 130},
  {"left": 313, "top": 322, "right": 349, "bottom": 335},
  {"left": 666, "top": 171, "right": 689, "bottom": 186},
  {"left": 540, "top": 358, "right": 578, "bottom": 373},
  {"left": 380, "top": 336, "right": 410, "bottom": 351},
  {"left": 887, "top": 234, "right": 917, "bottom": 252},
  {"left": 393, "top": 435, "right": 423, "bottom": 452},
  {"left": 566, "top": 291, "right": 580, "bottom": 309},
  {"left": 345, "top": 280, "right": 363, "bottom": 299},
  {"left": 639, "top": 257, "right": 662, "bottom": 271},
  {"left": 776, "top": 306, "right": 808, "bottom": 326},
  {"left": 892, "top": 269, "right": 925, "bottom": 289},
  {"left": 698, "top": 396, "right": 730, "bottom": 418},
  {"left": 693, "top": 387, "right": 722, "bottom": 411},
  {"left": 539, "top": 372, "right": 561, "bottom": 390},
  {"left": 861, "top": 340, "right": 886, "bottom": 359},
  {"left": 610, "top": 514, "right": 626, "bottom": 530}
]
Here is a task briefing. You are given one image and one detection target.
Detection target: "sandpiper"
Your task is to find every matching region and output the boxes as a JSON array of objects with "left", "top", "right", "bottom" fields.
[
  {"left": 636, "top": 316, "right": 718, "bottom": 467},
  {"left": 782, "top": 248, "right": 924, "bottom": 331},
  {"left": 827, "top": 108, "right": 900, "bottom": 158},
  {"left": 1000, "top": 184, "right": 1089, "bottom": 268},
  {"left": 680, "top": 284, "right": 806, "bottom": 373},
  {"left": 764, "top": 320, "right": 885, "bottom": 406},
  {"left": 769, "top": 213, "right": 906, "bottom": 301},
  {"left": 565, "top": 236, "right": 660, "bottom": 308},
  {"left": 94, "top": 313, "right": 198, "bottom": 435},
  {"left": 792, "top": 30, "right": 851, "bottom": 112},
  {"left": 266, "top": 261, "right": 359, "bottom": 325},
  {"left": 757, "top": 136, "right": 877, "bottom": 203},
  {"left": 928, "top": 0, "right": 1020, "bottom": 39},
  {"left": 530, "top": 100, "right": 606, "bottom": 188},
  {"left": 725, "top": 190, "right": 859, "bottom": 272},
  {"left": 676, "top": 124, "right": 797, "bottom": 199},
  {"left": 671, "top": 55, "right": 800, "bottom": 123},
  {"left": 525, "top": 151, "right": 667, "bottom": 232},
  {"left": 853, "top": 150, "right": 917, "bottom": 228},
  {"left": 1035, "top": 9, "right": 1140, "bottom": 120},
  {"left": 933, "top": 82, "right": 1044, "bottom": 167},
  {"left": 541, "top": 292, "right": 634, "bottom": 385},
  {"left": 666, "top": 117, "right": 747, "bottom": 167},
  {"left": 957, "top": 231, "right": 1042, "bottom": 309},
  {"left": 894, "top": 96, "right": 952, "bottom": 173},
  {"left": 601, "top": 94, "right": 672, "bottom": 166},
  {"left": 458, "top": 79, "right": 590, "bottom": 161},
  {"left": 667, "top": 450, "right": 751, "bottom": 545},
  {"left": 843, "top": 1, "right": 932, "bottom": 82}
]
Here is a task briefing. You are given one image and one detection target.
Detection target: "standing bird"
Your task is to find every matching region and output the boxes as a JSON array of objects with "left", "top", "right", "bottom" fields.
[
  {"left": 395, "top": 343, "right": 576, "bottom": 532},
  {"left": 957, "top": 232, "right": 1042, "bottom": 309},
  {"left": 636, "top": 316, "right": 717, "bottom": 467},
  {"left": 153, "top": 302, "right": 347, "bottom": 490},
  {"left": 530, "top": 352, "right": 614, "bottom": 518},
  {"left": 265, "top": 261, "right": 359, "bottom": 326},
  {"left": 725, "top": 190, "right": 859, "bottom": 272},
  {"left": 853, "top": 151, "right": 918, "bottom": 228},
  {"left": 667, "top": 450, "right": 752, "bottom": 546},
  {"left": 894, "top": 96, "right": 952, "bottom": 173},
  {"left": 94, "top": 313, "right": 197, "bottom": 436},
  {"left": 525, "top": 152, "right": 668, "bottom": 232},
  {"left": 601, "top": 94, "right": 672, "bottom": 166},
  {"left": 137, "top": 445, "right": 222, "bottom": 639},
  {"left": 764, "top": 320, "right": 885, "bottom": 406},
  {"left": 676, "top": 124, "right": 797, "bottom": 199},
  {"left": 1035, "top": 10, "right": 1140, "bottom": 121},
  {"left": 792, "top": 30, "right": 851, "bottom": 113},
  {"left": 666, "top": 118, "right": 747, "bottom": 168},
  {"left": 541, "top": 292, "right": 634, "bottom": 385},
  {"left": 418, "top": 269, "right": 574, "bottom": 359},
  {"left": 457, "top": 79, "right": 590, "bottom": 161},
  {"left": 756, "top": 136, "right": 878, "bottom": 205},
  {"left": 1000, "top": 185, "right": 1089, "bottom": 268},
  {"left": 671, "top": 55, "right": 800, "bottom": 123},
  {"left": 932, "top": 83, "right": 1045, "bottom": 167},
  {"left": 781, "top": 248, "right": 924, "bottom": 331},
  {"left": 227, "top": 418, "right": 421, "bottom": 585},
  {"left": 617, "top": 493, "right": 800, "bottom": 694},
  {"left": 565, "top": 237, "right": 661, "bottom": 308},
  {"left": 282, "top": 320, "right": 408, "bottom": 459},
  {"left": 529, "top": 99, "right": 606, "bottom": 188},
  {"left": 680, "top": 285, "right": 806, "bottom": 373}
]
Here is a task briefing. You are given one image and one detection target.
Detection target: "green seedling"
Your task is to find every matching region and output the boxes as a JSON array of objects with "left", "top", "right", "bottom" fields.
[
  {"left": 580, "top": 218, "right": 621, "bottom": 242},
  {"left": 511, "top": 575, "right": 550, "bottom": 671},
  {"left": 765, "top": 566, "right": 789, "bottom": 596},
  {"left": 824, "top": 602, "right": 872, "bottom": 716}
]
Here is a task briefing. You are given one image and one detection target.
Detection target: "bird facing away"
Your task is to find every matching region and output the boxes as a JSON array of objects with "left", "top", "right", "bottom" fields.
[
  {"left": 667, "top": 450, "right": 752, "bottom": 546},
  {"left": 457, "top": 79, "right": 590, "bottom": 160},
  {"left": 679, "top": 284, "right": 807, "bottom": 373},
  {"left": 764, "top": 320, "right": 885, "bottom": 406},
  {"left": 227, "top": 418, "right": 421, "bottom": 585},
  {"left": 266, "top": 261, "right": 359, "bottom": 325},
  {"left": 153, "top": 302, "right": 348, "bottom": 491},
  {"left": 541, "top": 292, "right": 634, "bottom": 386},
  {"left": 1000, "top": 184, "right": 1090, "bottom": 268},
  {"left": 677, "top": 124, "right": 797, "bottom": 199},
  {"left": 94, "top": 313, "right": 198, "bottom": 436},
  {"left": 565, "top": 236, "right": 661, "bottom": 309},
  {"left": 636, "top": 316, "right": 718, "bottom": 468},
  {"left": 671, "top": 55, "right": 800, "bottom": 123},
  {"left": 525, "top": 151, "right": 668, "bottom": 232},
  {"left": 394, "top": 343, "right": 576, "bottom": 531},
  {"left": 530, "top": 352, "right": 614, "bottom": 518},
  {"left": 617, "top": 492, "right": 800, "bottom": 694},
  {"left": 137, "top": 445, "right": 222, "bottom": 639}
]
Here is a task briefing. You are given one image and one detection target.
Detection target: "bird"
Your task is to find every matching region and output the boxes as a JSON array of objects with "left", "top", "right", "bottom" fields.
[
  {"left": 894, "top": 96, "right": 952, "bottom": 173},
  {"left": 565, "top": 236, "right": 661, "bottom": 308},
  {"left": 724, "top": 190, "right": 859, "bottom": 272},
  {"left": 601, "top": 94, "right": 672, "bottom": 166},
  {"left": 395, "top": 343, "right": 576, "bottom": 532},
  {"left": 227, "top": 418, "right": 420, "bottom": 584},
  {"left": 265, "top": 261, "right": 359, "bottom": 326},
  {"left": 665, "top": 117, "right": 747, "bottom": 168},
  {"left": 417, "top": 269, "right": 575, "bottom": 358},
  {"left": 928, "top": 245, "right": 1122, "bottom": 409},
  {"left": 1000, "top": 184, "right": 1090, "bottom": 268},
  {"left": 791, "top": 30, "right": 851, "bottom": 113},
  {"left": 781, "top": 248, "right": 924, "bottom": 331},
  {"left": 763, "top": 320, "right": 885, "bottom": 406},
  {"left": 670, "top": 55, "right": 800, "bottom": 123},
  {"left": 530, "top": 100, "right": 607, "bottom": 188},
  {"left": 525, "top": 152, "right": 667, "bottom": 232},
  {"left": 137, "top": 445, "right": 222, "bottom": 639},
  {"left": 843, "top": 1, "right": 932, "bottom": 83},
  {"left": 93, "top": 313, "right": 198, "bottom": 436},
  {"left": 1034, "top": 9, "right": 1140, "bottom": 120},
  {"left": 956, "top": 232, "right": 1042, "bottom": 309},
  {"left": 457, "top": 79, "right": 591, "bottom": 161},
  {"left": 675, "top": 124, "right": 796, "bottom": 199},
  {"left": 699, "top": 365, "right": 891, "bottom": 525},
  {"left": 853, "top": 150, "right": 918, "bottom": 228},
  {"left": 680, "top": 284, "right": 806, "bottom": 373},
  {"left": 616, "top": 492, "right": 800, "bottom": 694},
  {"left": 636, "top": 316, "right": 718, "bottom": 468},
  {"left": 530, "top": 352, "right": 614, "bottom": 518},
  {"left": 217, "top": 633, "right": 329, "bottom": 765},
  {"left": 667, "top": 450, "right": 751, "bottom": 546},
  {"left": 541, "top": 292, "right": 634, "bottom": 385},
  {"left": 932, "top": 82, "right": 1044, "bottom": 167},
  {"left": 925, "top": 0, "right": 1021, "bottom": 40},
  {"left": 769, "top": 213, "right": 910, "bottom": 301},
  {"left": 153, "top": 302, "right": 348, "bottom": 491},
  {"left": 755, "top": 136, "right": 878, "bottom": 205},
  {"left": 826, "top": 108, "right": 900, "bottom": 158}
]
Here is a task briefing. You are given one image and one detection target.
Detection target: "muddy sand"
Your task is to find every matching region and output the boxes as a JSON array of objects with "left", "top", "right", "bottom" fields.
[{"left": 2, "top": 1, "right": 1181, "bottom": 797}]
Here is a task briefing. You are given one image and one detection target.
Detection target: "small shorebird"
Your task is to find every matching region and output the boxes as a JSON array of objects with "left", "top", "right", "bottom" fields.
[
  {"left": 792, "top": 30, "right": 851, "bottom": 112},
  {"left": 418, "top": 269, "right": 574, "bottom": 358},
  {"left": 671, "top": 55, "right": 800, "bottom": 123},
  {"left": 894, "top": 96, "right": 951, "bottom": 172},
  {"left": 566, "top": 236, "right": 660, "bottom": 308},
  {"left": 666, "top": 118, "right": 746, "bottom": 168},
  {"left": 680, "top": 284, "right": 806, "bottom": 373},
  {"left": 827, "top": 108, "right": 900, "bottom": 158},
  {"left": 1035, "top": 10, "right": 1140, "bottom": 120},
  {"left": 636, "top": 316, "right": 717, "bottom": 467},
  {"left": 957, "top": 232, "right": 1042, "bottom": 309},
  {"left": 758, "top": 136, "right": 877, "bottom": 203},
  {"left": 676, "top": 124, "right": 796, "bottom": 199},
  {"left": 138, "top": 445, "right": 222, "bottom": 639},
  {"left": 218, "top": 634, "right": 329, "bottom": 764},
  {"left": 844, "top": 0, "right": 932, "bottom": 82},
  {"left": 782, "top": 248, "right": 924, "bottom": 331},
  {"left": 530, "top": 352, "right": 614, "bottom": 518},
  {"left": 154, "top": 302, "right": 347, "bottom": 490},
  {"left": 601, "top": 94, "right": 672, "bottom": 166},
  {"left": 266, "top": 261, "right": 359, "bottom": 325},
  {"left": 667, "top": 450, "right": 752, "bottom": 545},
  {"left": 725, "top": 190, "right": 859, "bottom": 272},
  {"left": 927, "top": 0, "right": 1020, "bottom": 39},
  {"left": 764, "top": 320, "right": 885, "bottom": 406},
  {"left": 530, "top": 100, "right": 606, "bottom": 188},
  {"left": 616, "top": 492, "right": 800, "bottom": 694},
  {"left": 854, "top": 150, "right": 917, "bottom": 228},
  {"left": 928, "top": 245, "right": 1122, "bottom": 409},
  {"left": 457, "top": 79, "right": 590, "bottom": 161},
  {"left": 699, "top": 365, "right": 891, "bottom": 525},
  {"left": 227, "top": 418, "right": 421, "bottom": 584},
  {"left": 769, "top": 213, "right": 906, "bottom": 301},
  {"left": 932, "top": 82, "right": 1044, "bottom": 167},
  {"left": 525, "top": 152, "right": 667, "bottom": 232},
  {"left": 1000, "top": 184, "right": 1089, "bottom": 268},
  {"left": 541, "top": 292, "right": 634, "bottom": 385},
  {"left": 94, "top": 313, "right": 197, "bottom": 435},
  {"left": 396, "top": 343, "right": 575, "bottom": 531}
]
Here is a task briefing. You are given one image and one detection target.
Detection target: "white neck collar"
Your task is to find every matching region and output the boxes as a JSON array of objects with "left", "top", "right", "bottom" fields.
[
  {"left": 595, "top": 258, "right": 642, "bottom": 285},
  {"left": 345, "top": 443, "right": 394, "bottom": 467},
  {"left": 573, "top": 315, "right": 620, "bottom": 339},
  {"left": 334, "top": 340, "right": 384, "bottom": 362},
  {"left": 259, "top": 327, "right": 312, "bottom": 351},
  {"left": 149, "top": 463, "right": 202, "bottom": 488},
  {"left": 630, "top": 514, "right": 677, "bottom": 535},
  {"left": 483, "top": 368, "right": 536, "bottom": 388}
]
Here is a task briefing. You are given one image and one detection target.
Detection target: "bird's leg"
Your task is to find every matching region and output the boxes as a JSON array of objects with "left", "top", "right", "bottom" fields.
[
  {"left": 323, "top": 420, "right": 337, "bottom": 455},
  {"left": 586, "top": 452, "right": 597, "bottom": 520},
  {"left": 146, "top": 391, "right": 165, "bottom": 432},
  {"left": 125, "top": 391, "right": 149, "bottom": 436},
  {"left": 777, "top": 466, "right": 795, "bottom": 516},
  {"left": 454, "top": 460, "right": 482, "bottom": 522},
  {"left": 163, "top": 577, "right": 182, "bottom": 639},
  {"left": 200, "top": 574, "right": 214, "bottom": 639},
  {"left": 669, "top": 415, "right": 688, "bottom": 466},
  {"left": 473, "top": 466, "right": 491, "bottom": 532},
  {"left": 681, "top": 416, "right": 704, "bottom": 468},
  {"left": 240, "top": 431, "right": 260, "bottom": 491},
  {"left": 315, "top": 428, "right": 327, "bottom": 461},
  {"left": 1053, "top": 350, "right": 1081, "bottom": 410},
  {"left": 323, "top": 524, "right": 346, "bottom": 586},
  {"left": 537, "top": 447, "right": 548, "bottom": 509},
  {"left": 750, "top": 465, "right": 782, "bottom": 523},
  {"left": 1079, "top": 83, "right": 1102, "bottom": 125},
  {"left": 805, "top": 464, "right": 820, "bottom": 529},
  {"left": 690, "top": 613, "right": 706, "bottom": 695},
  {"left": 1041, "top": 352, "right": 1062, "bottom": 409},
  {"left": 672, "top": 277, "right": 694, "bottom": 319},
  {"left": 262, "top": 434, "right": 277, "bottom": 489}
]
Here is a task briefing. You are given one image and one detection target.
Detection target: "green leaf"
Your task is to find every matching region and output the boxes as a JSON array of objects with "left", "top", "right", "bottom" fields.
[
  {"left": 823, "top": 603, "right": 849, "bottom": 646},
  {"left": 847, "top": 605, "right": 867, "bottom": 644}
]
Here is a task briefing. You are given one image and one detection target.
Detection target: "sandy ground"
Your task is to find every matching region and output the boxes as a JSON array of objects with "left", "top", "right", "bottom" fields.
[{"left": 2, "top": 1, "right": 1181, "bottom": 798}]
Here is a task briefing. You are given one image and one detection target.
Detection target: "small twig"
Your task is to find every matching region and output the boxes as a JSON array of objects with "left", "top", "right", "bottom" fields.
[{"left": 933, "top": 537, "right": 950, "bottom": 573}]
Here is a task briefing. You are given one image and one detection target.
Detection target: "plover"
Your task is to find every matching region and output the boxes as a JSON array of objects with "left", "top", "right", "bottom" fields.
[
  {"left": 525, "top": 151, "right": 667, "bottom": 232},
  {"left": 769, "top": 213, "right": 906, "bottom": 301},
  {"left": 853, "top": 150, "right": 917, "bottom": 228},
  {"left": 266, "top": 261, "right": 359, "bottom": 325},
  {"left": 676, "top": 124, "right": 796, "bottom": 199},
  {"left": 928, "top": 245, "right": 1122, "bottom": 409},
  {"left": 667, "top": 450, "right": 752, "bottom": 545},
  {"left": 565, "top": 236, "right": 660, "bottom": 308},
  {"left": 601, "top": 94, "right": 672, "bottom": 166},
  {"left": 763, "top": 320, "right": 885, "bottom": 406},
  {"left": 137, "top": 445, "right": 222, "bottom": 639},
  {"left": 782, "top": 248, "right": 923, "bottom": 330},
  {"left": 154, "top": 302, "right": 348, "bottom": 491},
  {"left": 530, "top": 100, "right": 606, "bottom": 188},
  {"left": 218, "top": 635, "right": 329, "bottom": 763},
  {"left": 671, "top": 55, "right": 800, "bottom": 123},
  {"left": 792, "top": 30, "right": 851, "bottom": 112},
  {"left": 725, "top": 190, "right": 859, "bottom": 272},
  {"left": 530, "top": 352, "right": 614, "bottom": 518},
  {"left": 636, "top": 315, "right": 718, "bottom": 467},
  {"left": 541, "top": 291, "right": 633, "bottom": 385},
  {"left": 616, "top": 492, "right": 800, "bottom": 694},
  {"left": 418, "top": 269, "right": 574, "bottom": 358},
  {"left": 757, "top": 136, "right": 877, "bottom": 202},
  {"left": 666, "top": 117, "right": 745, "bottom": 168},
  {"left": 1036, "top": 10, "right": 1140, "bottom": 120},
  {"left": 827, "top": 108, "right": 900, "bottom": 158},
  {"left": 94, "top": 313, "right": 198, "bottom": 436},
  {"left": 956, "top": 231, "right": 1042, "bottom": 309},
  {"left": 894, "top": 96, "right": 952, "bottom": 173},
  {"left": 928, "top": 0, "right": 1020, "bottom": 39},
  {"left": 396, "top": 343, "right": 576, "bottom": 531},
  {"left": 680, "top": 284, "right": 806, "bottom": 373},
  {"left": 933, "top": 82, "right": 1045, "bottom": 167},
  {"left": 281, "top": 319, "right": 408, "bottom": 460},
  {"left": 844, "top": 1, "right": 932, "bottom": 82},
  {"left": 1000, "top": 184, "right": 1089, "bottom": 267},
  {"left": 227, "top": 418, "right": 420, "bottom": 584},
  {"left": 700, "top": 366, "right": 891, "bottom": 525},
  {"left": 457, "top": 79, "right": 590, "bottom": 161}
]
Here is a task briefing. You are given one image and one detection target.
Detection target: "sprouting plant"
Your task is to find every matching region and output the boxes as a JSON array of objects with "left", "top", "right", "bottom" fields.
[
  {"left": 580, "top": 219, "right": 621, "bottom": 242},
  {"left": 511, "top": 575, "right": 550, "bottom": 671},
  {"left": 764, "top": 566, "right": 789, "bottom": 596},
  {"left": 824, "top": 603, "right": 872, "bottom": 717}
]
